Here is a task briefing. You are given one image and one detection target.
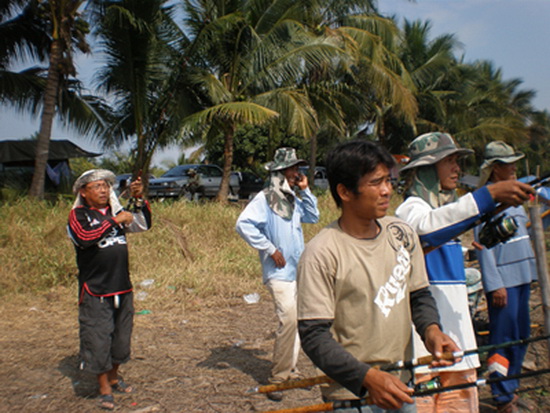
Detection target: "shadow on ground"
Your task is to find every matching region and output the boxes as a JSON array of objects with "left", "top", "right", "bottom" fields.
[
  {"left": 57, "top": 355, "right": 98, "bottom": 398},
  {"left": 197, "top": 345, "right": 270, "bottom": 385}
]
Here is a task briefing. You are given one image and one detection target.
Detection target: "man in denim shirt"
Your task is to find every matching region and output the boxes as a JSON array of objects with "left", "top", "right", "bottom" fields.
[{"left": 236, "top": 147, "right": 320, "bottom": 401}]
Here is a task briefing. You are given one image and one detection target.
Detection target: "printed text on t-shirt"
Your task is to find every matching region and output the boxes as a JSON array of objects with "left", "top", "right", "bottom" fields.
[{"left": 374, "top": 246, "right": 410, "bottom": 317}]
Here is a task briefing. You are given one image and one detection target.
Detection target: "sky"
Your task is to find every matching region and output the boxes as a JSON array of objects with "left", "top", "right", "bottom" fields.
[{"left": 1, "top": 0, "right": 549, "bottom": 167}]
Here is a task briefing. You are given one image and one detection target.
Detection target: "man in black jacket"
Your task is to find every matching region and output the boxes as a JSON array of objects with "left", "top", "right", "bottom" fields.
[{"left": 68, "top": 169, "right": 152, "bottom": 411}]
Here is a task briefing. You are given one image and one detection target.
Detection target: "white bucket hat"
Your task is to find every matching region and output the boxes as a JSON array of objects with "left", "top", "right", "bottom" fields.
[{"left": 71, "top": 169, "right": 123, "bottom": 214}]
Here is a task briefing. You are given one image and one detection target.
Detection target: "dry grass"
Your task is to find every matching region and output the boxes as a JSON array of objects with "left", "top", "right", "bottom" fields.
[
  {"left": 0, "top": 191, "right": 345, "bottom": 304},
  {"left": 2, "top": 192, "right": 549, "bottom": 412},
  {"left": 0, "top": 197, "right": 77, "bottom": 294}
]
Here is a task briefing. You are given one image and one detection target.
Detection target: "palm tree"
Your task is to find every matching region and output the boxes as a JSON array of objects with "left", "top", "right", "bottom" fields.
[
  {"left": 176, "top": 0, "right": 347, "bottom": 201},
  {"left": 391, "top": 19, "right": 536, "bottom": 157},
  {"left": 1, "top": 0, "right": 111, "bottom": 199},
  {"left": 28, "top": 0, "right": 93, "bottom": 198},
  {"left": 380, "top": 18, "right": 460, "bottom": 152},
  {"left": 94, "top": 0, "right": 189, "bottom": 188},
  {"left": 0, "top": 0, "right": 50, "bottom": 104},
  {"left": 294, "top": 0, "right": 418, "bottom": 173},
  {"left": 523, "top": 110, "right": 550, "bottom": 174},
  {"left": 455, "top": 61, "right": 534, "bottom": 149}
]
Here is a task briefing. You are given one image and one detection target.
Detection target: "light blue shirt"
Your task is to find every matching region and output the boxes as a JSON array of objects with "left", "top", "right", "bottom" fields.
[
  {"left": 236, "top": 188, "right": 319, "bottom": 283},
  {"left": 474, "top": 205, "right": 537, "bottom": 292}
]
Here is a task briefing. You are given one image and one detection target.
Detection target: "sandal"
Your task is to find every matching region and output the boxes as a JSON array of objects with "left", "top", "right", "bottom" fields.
[
  {"left": 98, "top": 393, "right": 115, "bottom": 411},
  {"left": 111, "top": 378, "right": 135, "bottom": 394}
]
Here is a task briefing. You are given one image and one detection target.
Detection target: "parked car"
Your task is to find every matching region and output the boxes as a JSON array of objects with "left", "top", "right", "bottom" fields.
[
  {"left": 299, "top": 166, "right": 329, "bottom": 190},
  {"left": 115, "top": 173, "right": 133, "bottom": 190},
  {"left": 148, "top": 164, "right": 239, "bottom": 199},
  {"left": 232, "top": 171, "right": 265, "bottom": 199}
]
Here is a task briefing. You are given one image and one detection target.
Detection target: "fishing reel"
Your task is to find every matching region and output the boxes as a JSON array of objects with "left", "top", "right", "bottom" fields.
[
  {"left": 414, "top": 376, "right": 442, "bottom": 393},
  {"left": 126, "top": 196, "right": 144, "bottom": 212},
  {"left": 478, "top": 215, "right": 518, "bottom": 249}
]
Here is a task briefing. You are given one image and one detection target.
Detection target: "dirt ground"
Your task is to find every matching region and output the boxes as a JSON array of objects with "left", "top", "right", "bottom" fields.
[{"left": 1, "top": 284, "right": 549, "bottom": 413}]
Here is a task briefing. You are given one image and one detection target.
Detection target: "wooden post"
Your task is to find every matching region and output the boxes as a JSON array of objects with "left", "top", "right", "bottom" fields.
[{"left": 528, "top": 205, "right": 550, "bottom": 364}]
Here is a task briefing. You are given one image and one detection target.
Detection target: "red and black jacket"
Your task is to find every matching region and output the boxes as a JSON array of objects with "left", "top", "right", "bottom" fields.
[{"left": 67, "top": 202, "right": 151, "bottom": 301}]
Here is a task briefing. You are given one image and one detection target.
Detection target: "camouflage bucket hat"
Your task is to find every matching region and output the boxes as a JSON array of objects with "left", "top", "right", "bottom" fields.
[
  {"left": 481, "top": 141, "right": 524, "bottom": 169},
  {"left": 477, "top": 141, "right": 525, "bottom": 187},
  {"left": 264, "top": 147, "right": 307, "bottom": 172},
  {"left": 400, "top": 132, "right": 474, "bottom": 172}
]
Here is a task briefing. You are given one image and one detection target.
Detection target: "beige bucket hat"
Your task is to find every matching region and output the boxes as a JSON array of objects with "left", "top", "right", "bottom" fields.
[{"left": 478, "top": 141, "right": 524, "bottom": 187}]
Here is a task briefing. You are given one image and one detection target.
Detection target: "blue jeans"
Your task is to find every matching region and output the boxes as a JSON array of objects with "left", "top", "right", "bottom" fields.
[{"left": 487, "top": 283, "right": 531, "bottom": 404}]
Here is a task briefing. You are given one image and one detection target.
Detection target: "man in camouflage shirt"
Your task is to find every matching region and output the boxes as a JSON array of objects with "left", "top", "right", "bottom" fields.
[{"left": 236, "top": 147, "right": 320, "bottom": 401}]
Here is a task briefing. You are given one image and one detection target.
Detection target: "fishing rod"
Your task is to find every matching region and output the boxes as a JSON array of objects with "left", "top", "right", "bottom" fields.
[
  {"left": 247, "top": 334, "right": 550, "bottom": 394},
  {"left": 477, "top": 324, "right": 540, "bottom": 336},
  {"left": 525, "top": 173, "right": 550, "bottom": 189},
  {"left": 423, "top": 174, "right": 550, "bottom": 254},
  {"left": 415, "top": 368, "right": 550, "bottom": 397},
  {"left": 261, "top": 368, "right": 550, "bottom": 413}
]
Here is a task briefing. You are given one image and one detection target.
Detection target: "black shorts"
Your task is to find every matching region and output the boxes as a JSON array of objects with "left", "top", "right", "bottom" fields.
[{"left": 78, "top": 291, "right": 134, "bottom": 374}]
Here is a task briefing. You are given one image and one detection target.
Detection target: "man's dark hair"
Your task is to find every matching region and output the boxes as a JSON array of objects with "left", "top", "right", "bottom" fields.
[{"left": 326, "top": 140, "right": 395, "bottom": 207}]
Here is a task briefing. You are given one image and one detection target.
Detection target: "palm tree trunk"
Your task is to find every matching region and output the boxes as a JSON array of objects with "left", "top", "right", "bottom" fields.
[
  {"left": 378, "top": 114, "right": 387, "bottom": 147},
  {"left": 216, "top": 123, "right": 235, "bottom": 202},
  {"left": 308, "top": 133, "right": 318, "bottom": 184},
  {"left": 29, "top": 38, "right": 63, "bottom": 199},
  {"left": 135, "top": 131, "right": 147, "bottom": 178}
]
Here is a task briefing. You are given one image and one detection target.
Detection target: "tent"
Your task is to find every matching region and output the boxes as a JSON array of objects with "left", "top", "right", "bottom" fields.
[
  {"left": 0, "top": 139, "right": 101, "bottom": 166},
  {"left": 0, "top": 139, "right": 101, "bottom": 188}
]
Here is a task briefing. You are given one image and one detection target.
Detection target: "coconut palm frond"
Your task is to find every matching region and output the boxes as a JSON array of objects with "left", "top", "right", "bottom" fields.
[
  {"left": 255, "top": 88, "right": 318, "bottom": 138},
  {"left": 179, "top": 101, "right": 279, "bottom": 136}
]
